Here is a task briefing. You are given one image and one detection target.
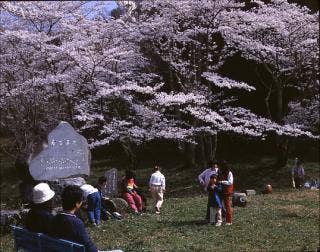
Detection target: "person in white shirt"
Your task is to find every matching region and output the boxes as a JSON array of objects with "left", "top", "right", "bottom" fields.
[
  {"left": 149, "top": 166, "right": 166, "bottom": 214},
  {"left": 198, "top": 160, "right": 219, "bottom": 192},
  {"left": 198, "top": 160, "right": 219, "bottom": 221}
]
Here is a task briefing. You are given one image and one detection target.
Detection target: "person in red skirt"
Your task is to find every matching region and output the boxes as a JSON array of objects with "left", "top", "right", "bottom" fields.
[{"left": 218, "top": 160, "right": 234, "bottom": 225}]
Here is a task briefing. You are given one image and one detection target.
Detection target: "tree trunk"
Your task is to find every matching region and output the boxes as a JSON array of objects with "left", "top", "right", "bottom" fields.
[
  {"left": 195, "top": 135, "right": 206, "bottom": 169},
  {"left": 274, "top": 81, "right": 289, "bottom": 167},
  {"left": 275, "top": 136, "right": 289, "bottom": 168},
  {"left": 184, "top": 142, "right": 196, "bottom": 169}
]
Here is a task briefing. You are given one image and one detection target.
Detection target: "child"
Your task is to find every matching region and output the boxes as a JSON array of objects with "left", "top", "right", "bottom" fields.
[
  {"left": 25, "top": 183, "right": 55, "bottom": 234},
  {"left": 218, "top": 160, "right": 234, "bottom": 225},
  {"left": 80, "top": 184, "right": 101, "bottom": 226},
  {"left": 149, "top": 166, "right": 166, "bottom": 214},
  {"left": 50, "top": 185, "right": 98, "bottom": 252},
  {"left": 96, "top": 176, "right": 121, "bottom": 220},
  {"left": 122, "top": 170, "right": 143, "bottom": 214},
  {"left": 207, "top": 173, "right": 223, "bottom": 226}
]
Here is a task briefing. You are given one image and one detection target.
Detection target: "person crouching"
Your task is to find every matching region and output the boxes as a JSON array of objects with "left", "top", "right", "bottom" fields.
[{"left": 80, "top": 184, "right": 102, "bottom": 226}]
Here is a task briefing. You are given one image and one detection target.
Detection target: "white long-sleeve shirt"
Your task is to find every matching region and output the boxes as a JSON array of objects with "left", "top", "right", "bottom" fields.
[
  {"left": 149, "top": 171, "right": 166, "bottom": 189},
  {"left": 219, "top": 171, "right": 233, "bottom": 185},
  {"left": 80, "top": 184, "right": 98, "bottom": 198},
  {"left": 198, "top": 168, "right": 218, "bottom": 191}
]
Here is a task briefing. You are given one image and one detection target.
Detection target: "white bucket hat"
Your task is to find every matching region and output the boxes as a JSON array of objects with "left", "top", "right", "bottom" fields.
[{"left": 32, "top": 183, "right": 55, "bottom": 204}]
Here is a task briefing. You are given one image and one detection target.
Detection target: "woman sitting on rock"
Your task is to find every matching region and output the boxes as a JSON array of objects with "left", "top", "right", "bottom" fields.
[{"left": 122, "top": 170, "right": 143, "bottom": 215}]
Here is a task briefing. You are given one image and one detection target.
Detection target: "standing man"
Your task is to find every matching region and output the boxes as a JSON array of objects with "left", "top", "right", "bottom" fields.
[
  {"left": 149, "top": 166, "right": 166, "bottom": 214},
  {"left": 291, "top": 158, "right": 305, "bottom": 188},
  {"left": 198, "top": 160, "right": 219, "bottom": 221}
]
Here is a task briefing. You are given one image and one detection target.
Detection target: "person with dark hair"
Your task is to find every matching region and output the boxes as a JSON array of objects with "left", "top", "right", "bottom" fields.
[
  {"left": 96, "top": 176, "right": 120, "bottom": 220},
  {"left": 198, "top": 160, "right": 219, "bottom": 221},
  {"left": 50, "top": 185, "right": 98, "bottom": 252},
  {"left": 122, "top": 170, "right": 143, "bottom": 214},
  {"left": 218, "top": 160, "right": 234, "bottom": 225},
  {"left": 291, "top": 157, "right": 305, "bottom": 188},
  {"left": 207, "top": 174, "right": 223, "bottom": 226},
  {"left": 25, "top": 183, "right": 55, "bottom": 234},
  {"left": 149, "top": 166, "right": 166, "bottom": 214}
]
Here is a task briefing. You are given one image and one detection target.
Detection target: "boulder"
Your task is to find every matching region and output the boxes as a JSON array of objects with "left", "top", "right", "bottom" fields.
[
  {"left": 245, "top": 189, "right": 256, "bottom": 196},
  {"left": 232, "top": 192, "right": 247, "bottom": 207},
  {"left": 29, "top": 121, "right": 91, "bottom": 181}
]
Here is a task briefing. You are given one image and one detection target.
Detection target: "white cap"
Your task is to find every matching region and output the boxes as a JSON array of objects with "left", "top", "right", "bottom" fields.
[{"left": 32, "top": 183, "right": 55, "bottom": 204}]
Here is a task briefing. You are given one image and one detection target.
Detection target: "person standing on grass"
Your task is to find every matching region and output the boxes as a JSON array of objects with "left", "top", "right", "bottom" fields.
[
  {"left": 122, "top": 170, "right": 143, "bottom": 214},
  {"left": 198, "top": 160, "right": 219, "bottom": 221},
  {"left": 218, "top": 160, "right": 234, "bottom": 225},
  {"left": 25, "top": 183, "right": 55, "bottom": 234},
  {"left": 50, "top": 185, "right": 98, "bottom": 252},
  {"left": 149, "top": 165, "right": 166, "bottom": 214},
  {"left": 80, "top": 184, "right": 102, "bottom": 226},
  {"left": 291, "top": 158, "right": 305, "bottom": 189},
  {"left": 207, "top": 173, "right": 223, "bottom": 226}
]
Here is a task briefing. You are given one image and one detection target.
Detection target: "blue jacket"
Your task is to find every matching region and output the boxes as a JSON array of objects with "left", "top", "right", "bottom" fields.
[
  {"left": 25, "top": 208, "right": 54, "bottom": 234},
  {"left": 50, "top": 212, "right": 97, "bottom": 252},
  {"left": 207, "top": 184, "right": 223, "bottom": 208}
]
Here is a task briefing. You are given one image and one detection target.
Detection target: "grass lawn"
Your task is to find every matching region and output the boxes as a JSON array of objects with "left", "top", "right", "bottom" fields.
[
  {"left": 1, "top": 189, "right": 319, "bottom": 251},
  {"left": 1, "top": 156, "right": 319, "bottom": 251}
]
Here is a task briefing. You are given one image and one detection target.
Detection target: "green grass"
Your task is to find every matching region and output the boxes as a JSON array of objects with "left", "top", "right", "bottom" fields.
[
  {"left": 1, "top": 189, "right": 319, "bottom": 251},
  {"left": 1, "top": 155, "right": 319, "bottom": 251}
]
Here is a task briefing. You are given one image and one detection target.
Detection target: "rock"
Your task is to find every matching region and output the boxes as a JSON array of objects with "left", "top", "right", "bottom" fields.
[
  {"left": 112, "top": 198, "right": 129, "bottom": 214},
  {"left": 48, "top": 177, "right": 87, "bottom": 207},
  {"left": 29, "top": 121, "right": 91, "bottom": 181},
  {"left": 104, "top": 168, "right": 118, "bottom": 198},
  {"left": 232, "top": 192, "right": 247, "bottom": 207},
  {"left": 0, "top": 209, "right": 29, "bottom": 233},
  {"left": 245, "top": 189, "right": 256, "bottom": 196}
]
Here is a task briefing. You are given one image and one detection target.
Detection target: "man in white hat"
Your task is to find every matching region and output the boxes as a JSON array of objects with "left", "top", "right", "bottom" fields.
[{"left": 25, "top": 183, "right": 55, "bottom": 234}]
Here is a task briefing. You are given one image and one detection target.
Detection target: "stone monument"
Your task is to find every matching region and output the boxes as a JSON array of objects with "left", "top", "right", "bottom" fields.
[
  {"left": 29, "top": 121, "right": 90, "bottom": 181},
  {"left": 104, "top": 168, "right": 118, "bottom": 198}
]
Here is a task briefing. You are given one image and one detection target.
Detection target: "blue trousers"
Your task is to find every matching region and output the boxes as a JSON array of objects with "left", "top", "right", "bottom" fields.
[{"left": 87, "top": 191, "right": 101, "bottom": 225}]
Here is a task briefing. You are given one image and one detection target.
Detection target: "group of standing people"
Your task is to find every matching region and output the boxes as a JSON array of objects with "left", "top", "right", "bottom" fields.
[{"left": 198, "top": 160, "right": 234, "bottom": 226}]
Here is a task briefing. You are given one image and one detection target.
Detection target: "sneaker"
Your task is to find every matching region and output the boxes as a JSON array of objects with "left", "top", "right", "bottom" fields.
[
  {"left": 215, "top": 222, "right": 222, "bottom": 227},
  {"left": 225, "top": 222, "right": 232, "bottom": 226}
]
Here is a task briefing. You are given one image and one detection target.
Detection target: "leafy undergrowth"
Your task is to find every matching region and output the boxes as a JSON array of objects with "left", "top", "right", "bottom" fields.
[{"left": 1, "top": 189, "right": 319, "bottom": 251}]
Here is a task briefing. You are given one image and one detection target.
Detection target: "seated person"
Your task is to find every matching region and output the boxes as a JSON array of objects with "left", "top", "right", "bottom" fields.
[
  {"left": 96, "top": 177, "right": 120, "bottom": 220},
  {"left": 25, "top": 183, "right": 55, "bottom": 234},
  {"left": 50, "top": 185, "right": 98, "bottom": 252},
  {"left": 122, "top": 170, "right": 143, "bottom": 214}
]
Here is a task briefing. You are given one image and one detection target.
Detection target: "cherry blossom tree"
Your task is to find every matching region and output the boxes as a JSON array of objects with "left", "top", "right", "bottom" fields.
[{"left": 0, "top": 1, "right": 317, "bottom": 168}]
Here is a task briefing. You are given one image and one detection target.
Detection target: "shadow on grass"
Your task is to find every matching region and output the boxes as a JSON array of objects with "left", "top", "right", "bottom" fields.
[{"left": 160, "top": 219, "right": 208, "bottom": 227}]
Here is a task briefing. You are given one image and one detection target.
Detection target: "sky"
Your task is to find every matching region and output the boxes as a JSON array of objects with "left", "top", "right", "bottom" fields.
[{"left": 82, "top": 1, "right": 118, "bottom": 18}]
